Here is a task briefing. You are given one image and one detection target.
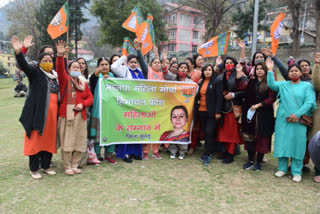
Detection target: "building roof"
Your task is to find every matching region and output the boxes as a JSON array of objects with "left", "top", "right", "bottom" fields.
[
  {"left": 71, "top": 49, "right": 94, "bottom": 55},
  {"left": 164, "top": 2, "right": 205, "bottom": 14}
]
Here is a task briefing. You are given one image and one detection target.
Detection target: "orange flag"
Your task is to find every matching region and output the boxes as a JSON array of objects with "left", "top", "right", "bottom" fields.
[
  {"left": 122, "top": 6, "right": 144, "bottom": 33},
  {"left": 47, "top": 2, "right": 69, "bottom": 40},
  {"left": 270, "top": 12, "right": 286, "bottom": 55},
  {"left": 198, "top": 31, "right": 231, "bottom": 58},
  {"left": 136, "top": 15, "right": 154, "bottom": 55}
]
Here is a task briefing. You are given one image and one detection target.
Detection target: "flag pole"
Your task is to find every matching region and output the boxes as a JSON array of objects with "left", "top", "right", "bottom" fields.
[{"left": 66, "top": 0, "right": 69, "bottom": 60}]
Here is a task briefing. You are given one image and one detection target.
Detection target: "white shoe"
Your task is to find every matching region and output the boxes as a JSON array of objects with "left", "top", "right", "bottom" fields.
[
  {"left": 274, "top": 170, "right": 286, "bottom": 177},
  {"left": 292, "top": 175, "right": 302, "bottom": 182},
  {"left": 178, "top": 154, "right": 185, "bottom": 160},
  {"left": 30, "top": 171, "right": 42, "bottom": 179},
  {"left": 170, "top": 153, "right": 176, "bottom": 159},
  {"left": 42, "top": 168, "right": 56, "bottom": 175}
]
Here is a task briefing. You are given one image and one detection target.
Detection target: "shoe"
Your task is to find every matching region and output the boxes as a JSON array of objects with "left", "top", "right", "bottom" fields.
[
  {"left": 65, "top": 169, "right": 74, "bottom": 176},
  {"left": 242, "top": 161, "right": 254, "bottom": 170},
  {"left": 50, "top": 161, "right": 54, "bottom": 167},
  {"left": 97, "top": 155, "right": 104, "bottom": 161},
  {"left": 302, "top": 165, "right": 311, "bottom": 174},
  {"left": 222, "top": 153, "right": 234, "bottom": 164},
  {"left": 170, "top": 153, "right": 176, "bottom": 159},
  {"left": 143, "top": 153, "right": 149, "bottom": 160},
  {"left": 274, "top": 170, "right": 286, "bottom": 177},
  {"left": 253, "top": 163, "right": 261, "bottom": 171},
  {"left": 30, "top": 171, "right": 42, "bottom": 179},
  {"left": 313, "top": 176, "right": 320, "bottom": 183},
  {"left": 152, "top": 153, "right": 162, "bottom": 160},
  {"left": 123, "top": 157, "right": 132, "bottom": 163},
  {"left": 292, "top": 175, "right": 302, "bottom": 182},
  {"left": 41, "top": 168, "right": 56, "bottom": 175},
  {"left": 187, "top": 147, "right": 194, "bottom": 155},
  {"left": 203, "top": 155, "right": 211, "bottom": 166},
  {"left": 104, "top": 157, "right": 117, "bottom": 164},
  {"left": 131, "top": 155, "right": 142, "bottom": 160},
  {"left": 178, "top": 154, "right": 185, "bottom": 160},
  {"left": 200, "top": 154, "right": 206, "bottom": 162},
  {"left": 217, "top": 152, "right": 226, "bottom": 160},
  {"left": 72, "top": 168, "right": 81, "bottom": 174}
]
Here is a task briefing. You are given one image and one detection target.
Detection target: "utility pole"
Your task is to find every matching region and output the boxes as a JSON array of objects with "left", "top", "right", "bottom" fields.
[
  {"left": 301, "top": 1, "right": 307, "bottom": 44},
  {"left": 251, "top": 0, "right": 259, "bottom": 57}
]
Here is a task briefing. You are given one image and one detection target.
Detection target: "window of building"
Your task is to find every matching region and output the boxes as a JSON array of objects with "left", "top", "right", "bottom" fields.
[
  {"left": 193, "top": 16, "right": 199, "bottom": 25},
  {"left": 192, "top": 45, "right": 198, "bottom": 53},
  {"left": 169, "top": 29, "right": 176, "bottom": 38},
  {"left": 193, "top": 31, "right": 199, "bottom": 39},
  {"left": 265, "top": 31, "right": 271, "bottom": 37},
  {"left": 170, "top": 14, "right": 176, "bottom": 25},
  {"left": 168, "top": 43, "right": 176, "bottom": 52},
  {"left": 7, "top": 63, "right": 10, "bottom": 67},
  {"left": 8, "top": 56, "right": 10, "bottom": 61}
]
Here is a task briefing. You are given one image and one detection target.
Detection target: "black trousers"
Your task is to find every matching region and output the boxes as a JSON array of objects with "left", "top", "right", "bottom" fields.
[
  {"left": 29, "top": 151, "right": 52, "bottom": 172},
  {"left": 199, "top": 111, "right": 222, "bottom": 155}
]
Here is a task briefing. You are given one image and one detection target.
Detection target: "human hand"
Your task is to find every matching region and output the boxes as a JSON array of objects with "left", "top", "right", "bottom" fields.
[
  {"left": 216, "top": 55, "right": 223, "bottom": 66},
  {"left": 250, "top": 103, "right": 261, "bottom": 110},
  {"left": 103, "top": 74, "right": 110, "bottom": 79},
  {"left": 74, "top": 103, "right": 83, "bottom": 111},
  {"left": 55, "top": 40, "right": 66, "bottom": 56},
  {"left": 265, "top": 57, "right": 274, "bottom": 71},
  {"left": 215, "top": 113, "right": 221, "bottom": 120},
  {"left": 314, "top": 52, "right": 320, "bottom": 64},
  {"left": 22, "top": 35, "right": 35, "bottom": 49},
  {"left": 261, "top": 48, "right": 274, "bottom": 58},
  {"left": 224, "top": 93, "right": 233, "bottom": 100},
  {"left": 236, "top": 38, "right": 245, "bottom": 49},
  {"left": 153, "top": 45, "right": 158, "bottom": 54},
  {"left": 11, "top": 36, "right": 23, "bottom": 54},
  {"left": 286, "top": 114, "right": 299, "bottom": 123},
  {"left": 95, "top": 68, "right": 101, "bottom": 77},
  {"left": 134, "top": 38, "right": 141, "bottom": 50}
]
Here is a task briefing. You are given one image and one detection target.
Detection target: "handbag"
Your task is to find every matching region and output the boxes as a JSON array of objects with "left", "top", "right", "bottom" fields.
[{"left": 289, "top": 84, "right": 313, "bottom": 127}]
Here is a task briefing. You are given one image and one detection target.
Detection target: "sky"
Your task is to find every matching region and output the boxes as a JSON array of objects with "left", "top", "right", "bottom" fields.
[{"left": 0, "top": 0, "right": 14, "bottom": 8}]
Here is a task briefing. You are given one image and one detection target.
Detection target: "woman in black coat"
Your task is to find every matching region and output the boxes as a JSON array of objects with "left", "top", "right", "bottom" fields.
[{"left": 194, "top": 64, "right": 224, "bottom": 166}]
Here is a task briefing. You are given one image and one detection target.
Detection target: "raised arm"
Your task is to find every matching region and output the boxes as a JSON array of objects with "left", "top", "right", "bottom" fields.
[
  {"left": 266, "top": 57, "right": 280, "bottom": 92},
  {"left": 111, "top": 55, "right": 127, "bottom": 78},
  {"left": 134, "top": 39, "right": 148, "bottom": 78},
  {"left": 55, "top": 40, "right": 69, "bottom": 88},
  {"left": 312, "top": 52, "right": 320, "bottom": 92},
  {"left": 261, "top": 48, "right": 288, "bottom": 80}
]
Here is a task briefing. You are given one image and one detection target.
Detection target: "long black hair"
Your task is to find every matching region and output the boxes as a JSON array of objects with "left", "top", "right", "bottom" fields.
[
  {"left": 97, "top": 57, "right": 109, "bottom": 67},
  {"left": 109, "top": 54, "right": 120, "bottom": 66},
  {"left": 200, "top": 64, "right": 215, "bottom": 80},
  {"left": 251, "top": 51, "right": 266, "bottom": 66},
  {"left": 176, "top": 62, "right": 189, "bottom": 81},
  {"left": 193, "top": 53, "right": 203, "bottom": 68},
  {"left": 76, "top": 57, "right": 89, "bottom": 79},
  {"left": 222, "top": 56, "right": 238, "bottom": 91}
]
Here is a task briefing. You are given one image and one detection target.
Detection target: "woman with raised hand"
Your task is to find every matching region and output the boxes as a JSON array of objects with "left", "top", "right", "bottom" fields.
[
  {"left": 241, "top": 62, "right": 276, "bottom": 171},
  {"left": 194, "top": 64, "right": 224, "bottom": 166},
  {"left": 266, "top": 57, "right": 316, "bottom": 182},
  {"left": 89, "top": 57, "right": 117, "bottom": 164},
  {"left": 216, "top": 56, "right": 248, "bottom": 164},
  {"left": 11, "top": 35, "right": 58, "bottom": 179},
  {"left": 56, "top": 40, "right": 93, "bottom": 175}
]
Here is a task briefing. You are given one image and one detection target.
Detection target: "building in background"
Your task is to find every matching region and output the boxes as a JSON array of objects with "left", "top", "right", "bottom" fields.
[
  {"left": 0, "top": 51, "right": 17, "bottom": 76},
  {"left": 160, "top": 2, "right": 206, "bottom": 58}
]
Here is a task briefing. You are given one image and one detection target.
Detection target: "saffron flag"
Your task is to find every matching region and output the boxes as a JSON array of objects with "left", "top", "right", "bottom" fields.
[
  {"left": 122, "top": 37, "right": 137, "bottom": 56},
  {"left": 99, "top": 79, "right": 197, "bottom": 145},
  {"left": 270, "top": 12, "right": 286, "bottom": 55},
  {"left": 122, "top": 6, "right": 144, "bottom": 33},
  {"left": 136, "top": 14, "right": 154, "bottom": 55},
  {"left": 47, "top": 2, "right": 69, "bottom": 40},
  {"left": 198, "top": 31, "right": 231, "bottom": 58}
]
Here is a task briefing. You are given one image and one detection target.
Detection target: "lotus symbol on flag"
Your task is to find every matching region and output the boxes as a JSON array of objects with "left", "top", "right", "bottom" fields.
[
  {"left": 200, "top": 41, "right": 213, "bottom": 54},
  {"left": 50, "top": 12, "right": 64, "bottom": 31},
  {"left": 128, "top": 15, "right": 137, "bottom": 30},
  {"left": 274, "top": 21, "right": 283, "bottom": 39},
  {"left": 181, "top": 86, "right": 195, "bottom": 103},
  {"left": 141, "top": 27, "right": 148, "bottom": 48}
]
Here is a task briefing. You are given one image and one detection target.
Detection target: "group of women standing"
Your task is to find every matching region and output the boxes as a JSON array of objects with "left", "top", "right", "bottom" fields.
[{"left": 12, "top": 34, "right": 320, "bottom": 183}]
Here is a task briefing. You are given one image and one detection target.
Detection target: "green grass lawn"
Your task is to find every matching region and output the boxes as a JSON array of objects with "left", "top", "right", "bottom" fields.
[{"left": 0, "top": 78, "right": 319, "bottom": 214}]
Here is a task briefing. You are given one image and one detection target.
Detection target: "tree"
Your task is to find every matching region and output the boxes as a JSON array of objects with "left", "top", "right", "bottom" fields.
[
  {"left": 184, "top": 0, "right": 248, "bottom": 40},
  {"left": 232, "top": 0, "right": 270, "bottom": 39},
  {"left": 35, "top": 0, "right": 89, "bottom": 59},
  {"left": 315, "top": 0, "right": 320, "bottom": 50},
  {"left": 287, "top": 0, "right": 301, "bottom": 58},
  {"left": 6, "top": 0, "right": 41, "bottom": 60},
  {"left": 90, "top": 0, "right": 167, "bottom": 47},
  {"left": 0, "top": 62, "right": 9, "bottom": 76}
]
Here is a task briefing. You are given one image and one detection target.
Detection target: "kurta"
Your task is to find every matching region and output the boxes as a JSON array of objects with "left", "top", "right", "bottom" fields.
[{"left": 267, "top": 71, "right": 316, "bottom": 160}]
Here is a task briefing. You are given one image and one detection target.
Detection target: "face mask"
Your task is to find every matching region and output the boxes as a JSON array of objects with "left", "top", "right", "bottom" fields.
[
  {"left": 70, "top": 71, "right": 81, "bottom": 78},
  {"left": 178, "top": 71, "right": 187, "bottom": 79},
  {"left": 40, "top": 62, "right": 53, "bottom": 72},
  {"left": 247, "top": 109, "right": 256, "bottom": 121},
  {"left": 225, "top": 64, "right": 234, "bottom": 71},
  {"left": 255, "top": 59, "right": 264, "bottom": 65}
]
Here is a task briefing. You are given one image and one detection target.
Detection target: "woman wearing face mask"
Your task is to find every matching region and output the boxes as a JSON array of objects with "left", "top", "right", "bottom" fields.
[
  {"left": 56, "top": 41, "right": 93, "bottom": 175},
  {"left": 89, "top": 57, "right": 116, "bottom": 164},
  {"left": 110, "top": 39, "right": 146, "bottom": 163},
  {"left": 163, "top": 62, "right": 193, "bottom": 82},
  {"left": 266, "top": 58, "right": 316, "bottom": 182},
  {"left": 240, "top": 62, "right": 276, "bottom": 171},
  {"left": 194, "top": 64, "right": 224, "bottom": 166},
  {"left": 169, "top": 62, "right": 178, "bottom": 75},
  {"left": 11, "top": 36, "right": 58, "bottom": 179},
  {"left": 76, "top": 57, "right": 89, "bottom": 83},
  {"left": 216, "top": 56, "right": 248, "bottom": 164}
]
